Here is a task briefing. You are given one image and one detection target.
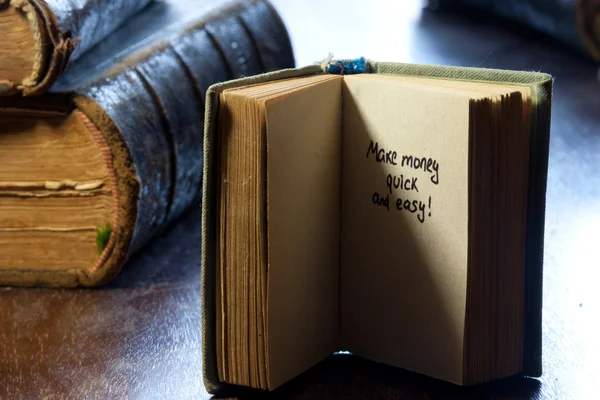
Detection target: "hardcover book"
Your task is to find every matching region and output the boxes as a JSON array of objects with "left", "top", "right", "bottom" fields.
[
  {"left": 0, "top": 0, "right": 294, "bottom": 287},
  {"left": 201, "top": 58, "right": 552, "bottom": 391},
  {"left": 431, "top": 0, "right": 600, "bottom": 62},
  {"left": 0, "top": 0, "right": 153, "bottom": 95}
]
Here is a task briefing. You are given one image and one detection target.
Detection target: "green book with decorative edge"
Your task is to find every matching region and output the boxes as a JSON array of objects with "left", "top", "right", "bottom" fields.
[{"left": 201, "top": 58, "right": 552, "bottom": 392}]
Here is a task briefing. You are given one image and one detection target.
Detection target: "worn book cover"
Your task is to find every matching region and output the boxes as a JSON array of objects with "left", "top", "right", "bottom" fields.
[
  {"left": 430, "top": 0, "right": 600, "bottom": 62},
  {"left": 0, "top": 0, "right": 294, "bottom": 287},
  {"left": 0, "top": 0, "right": 152, "bottom": 95}
]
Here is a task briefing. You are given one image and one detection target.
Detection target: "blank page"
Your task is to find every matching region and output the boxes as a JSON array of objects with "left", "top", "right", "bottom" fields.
[{"left": 265, "top": 75, "right": 343, "bottom": 389}]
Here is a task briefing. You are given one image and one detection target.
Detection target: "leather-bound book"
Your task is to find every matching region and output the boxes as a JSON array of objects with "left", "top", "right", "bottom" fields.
[
  {"left": 0, "top": 0, "right": 153, "bottom": 96},
  {"left": 429, "top": 0, "right": 600, "bottom": 62},
  {"left": 0, "top": 0, "right": 294, "bottom": 287}
]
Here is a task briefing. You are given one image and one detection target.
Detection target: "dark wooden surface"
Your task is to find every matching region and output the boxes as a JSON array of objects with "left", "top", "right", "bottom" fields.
[{"left": 1, "top": 1, "right": 599, "bottom": 398}]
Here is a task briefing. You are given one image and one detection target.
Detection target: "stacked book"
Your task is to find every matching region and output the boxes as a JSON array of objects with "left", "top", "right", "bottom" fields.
[
  {"left": 429, "top": 0, "right": 600, "bottom": 62},
  {"left": 0, "top": 0, "right": 295, "bottom": 287}
]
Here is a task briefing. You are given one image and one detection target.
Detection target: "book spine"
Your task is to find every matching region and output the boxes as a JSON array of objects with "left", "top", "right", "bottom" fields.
[
  {"left": 80, "top": 0, "right": 294, "bottom": 260},
  {"left": 430, "top": 0, "right": 600, "bottom": 62},
  {"left": 44, "top": 0, "right": 153, "bottom": 61}
]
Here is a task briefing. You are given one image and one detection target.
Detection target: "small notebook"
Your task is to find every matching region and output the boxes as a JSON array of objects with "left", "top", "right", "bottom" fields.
[{"left": 201, "top": 58, "right": 552, "bottom": 392}]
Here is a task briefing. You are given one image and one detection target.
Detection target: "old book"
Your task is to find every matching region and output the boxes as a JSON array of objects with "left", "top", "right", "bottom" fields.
[
  {"left": 430, "top": 0, "right": 600, "bottom": 62},
  {"left": 201, "top": 59, "right": 552, "bottom": 391},
  {"left": 0, "top": 0, "right": 153, "bottom": 96},
  {"left": 0, "top": 0, "right": 294, "bottom": 287}
]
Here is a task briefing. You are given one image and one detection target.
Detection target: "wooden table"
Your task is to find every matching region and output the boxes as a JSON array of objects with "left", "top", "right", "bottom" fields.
[{"left": 1, "top": 1, "right": 599, "bottom": 398}]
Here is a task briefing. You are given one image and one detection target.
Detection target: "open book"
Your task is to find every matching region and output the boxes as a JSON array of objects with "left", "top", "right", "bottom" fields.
[{"left": 201, "top": 60, "right": 552, "bottom": 391}]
